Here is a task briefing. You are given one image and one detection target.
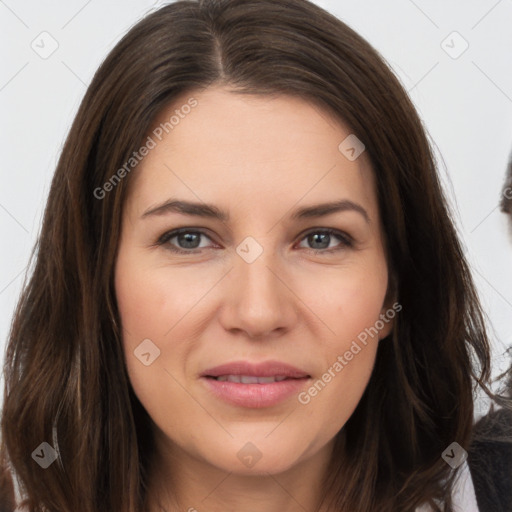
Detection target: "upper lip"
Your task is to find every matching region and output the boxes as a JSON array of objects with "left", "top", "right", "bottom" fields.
[{"left": 201, "top": 360, "right": 310, "bottom": 378}]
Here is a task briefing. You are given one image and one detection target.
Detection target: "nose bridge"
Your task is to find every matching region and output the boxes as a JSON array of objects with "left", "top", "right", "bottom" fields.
[{"left": 222, "top": 234, "right": 296, "bottom": 337}]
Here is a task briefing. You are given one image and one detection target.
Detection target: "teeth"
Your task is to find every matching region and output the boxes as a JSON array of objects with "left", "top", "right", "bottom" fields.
[
  {"left": 257, "top": 376, "right": 278, "bottom": 383},
  {"left": 240, "top": 376, "right": 259, "bottom": 384},
  {"left": 214, "top": 375, "right": 290, "bottom": 383}
]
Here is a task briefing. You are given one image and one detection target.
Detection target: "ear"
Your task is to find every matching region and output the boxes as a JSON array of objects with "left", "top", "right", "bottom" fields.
[
  {"left": 377, "top": 303, "right": 397, "bottom": 340},
  {"left": 378, "top": 274, "right": 399, "bottom": 340}
]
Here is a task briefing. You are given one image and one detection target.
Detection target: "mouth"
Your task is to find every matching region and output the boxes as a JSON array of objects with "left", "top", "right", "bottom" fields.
[
  {"left": 200, "top": 360, "right": 311, "bottom": 408},
  {"left": 205, "top": 375, "right": 302, "bottom": 383}
]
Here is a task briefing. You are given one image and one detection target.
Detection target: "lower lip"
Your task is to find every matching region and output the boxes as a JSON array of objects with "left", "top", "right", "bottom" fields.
[{"left": 201, "top": 377, "right": 310, "bottom": 408}]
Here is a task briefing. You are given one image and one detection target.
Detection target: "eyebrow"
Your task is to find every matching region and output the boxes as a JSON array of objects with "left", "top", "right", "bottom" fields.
[{"left": 141, "top": 198, "right": 370, "bottom": 223}]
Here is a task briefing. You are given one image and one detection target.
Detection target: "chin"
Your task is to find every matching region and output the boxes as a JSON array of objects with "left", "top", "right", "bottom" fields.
[{"left": 191, "top": 433, "right": 317, "bottom": 476}]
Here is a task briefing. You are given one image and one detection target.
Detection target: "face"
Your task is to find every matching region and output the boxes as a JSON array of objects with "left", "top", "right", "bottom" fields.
[{"left": 114, "top": 86, "right": 393, "bottom": 478}]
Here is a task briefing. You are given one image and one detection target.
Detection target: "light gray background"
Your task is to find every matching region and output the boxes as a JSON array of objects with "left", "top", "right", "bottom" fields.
[{"left": 1, "top": 0, "right": 512, "bottom": 412}]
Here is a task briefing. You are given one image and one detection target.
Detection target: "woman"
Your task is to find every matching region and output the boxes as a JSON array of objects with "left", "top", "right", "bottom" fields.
[{"left": 1, "top": 0, "right": 510, "bottom": 510}]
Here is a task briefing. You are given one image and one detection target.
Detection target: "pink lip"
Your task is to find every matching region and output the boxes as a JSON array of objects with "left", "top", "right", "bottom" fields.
[
  {"left": 200, "top": 360, "right": 311, "bottom": 408},
  {"left": 201, "top": 360, "right": 310, "bottom": 378}
]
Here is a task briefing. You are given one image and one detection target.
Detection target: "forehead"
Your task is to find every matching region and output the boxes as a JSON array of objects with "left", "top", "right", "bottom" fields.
[{"left": 125, "top": 86, "right": 378, "bottom": 222}]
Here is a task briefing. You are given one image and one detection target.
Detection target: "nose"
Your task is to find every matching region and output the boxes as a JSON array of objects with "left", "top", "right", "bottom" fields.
[{"left": 218, "top": 245, "right": 298, "bottom": 339}]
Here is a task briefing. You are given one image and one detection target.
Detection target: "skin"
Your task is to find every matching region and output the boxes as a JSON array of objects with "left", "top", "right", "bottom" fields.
[{"left": 114, "top": 86, "right": 394, "bottom": 512}]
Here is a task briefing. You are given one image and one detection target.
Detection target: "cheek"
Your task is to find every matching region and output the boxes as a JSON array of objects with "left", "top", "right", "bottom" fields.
[
  {"left": 306, "top": 257, "right": 389, "bottom": 344},
  {"left": 304, "top": 347, "right": 376, "bottom": 445},
  {"left": 114, "top": 247, "right": 221, "bottom": 407},
  {"left": 296, "top": 259, "right": 388, "bottom": 421},
  {"left": 299, "top": 298, "right": 382, "bottom": 438},
  {"left": 115, "top": 249, "right": 170, "bottom": 340},
  {"left": 114, "top": 252, "right": 196, "bottom": 433},
  {"left": 115, "top": 248, "right": 212, "bottom": 344}
]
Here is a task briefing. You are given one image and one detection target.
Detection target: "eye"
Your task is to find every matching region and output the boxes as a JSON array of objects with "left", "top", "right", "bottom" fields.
[
  {"left": 157, "top": 228, "right": 216, "bottom": 254},
  {"left": 296, "top": 228, "right": 353, "bottom": 253},
  {"left": 156, "top": 227, "right": 353, "bottom": 255}
]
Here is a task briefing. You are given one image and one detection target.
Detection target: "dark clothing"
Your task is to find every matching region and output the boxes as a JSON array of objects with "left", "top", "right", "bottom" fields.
[{"left": 468, "top": 407, "right": 512, "bottom": 512}]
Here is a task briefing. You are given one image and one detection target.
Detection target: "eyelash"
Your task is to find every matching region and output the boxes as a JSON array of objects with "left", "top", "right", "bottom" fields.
[{"left": 155, "top": 227, "right": 354, "bottom": 255}]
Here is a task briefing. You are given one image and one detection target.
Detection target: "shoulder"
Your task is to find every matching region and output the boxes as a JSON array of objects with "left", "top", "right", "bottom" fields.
[{"left": 467, "top": 407, "right": 512, "bottom": 512}]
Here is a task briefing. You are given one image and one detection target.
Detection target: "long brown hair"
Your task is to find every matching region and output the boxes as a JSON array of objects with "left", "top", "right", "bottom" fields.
[{"left": 1, "top": 0, "right": 509, "bottom": 510}]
